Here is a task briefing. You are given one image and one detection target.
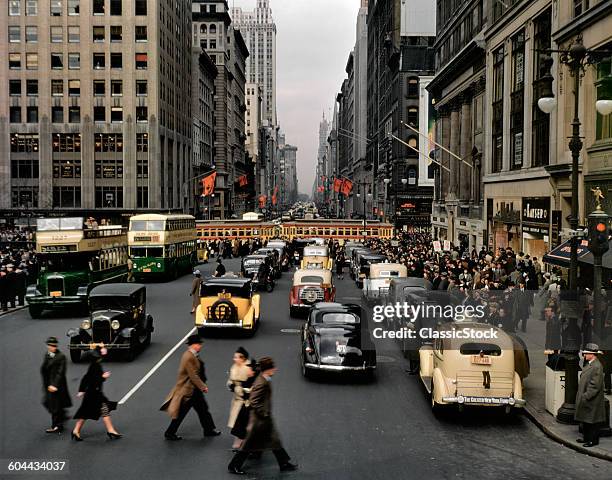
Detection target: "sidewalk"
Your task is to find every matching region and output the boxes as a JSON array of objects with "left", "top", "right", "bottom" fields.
[
  {"left": 517, "top": 294, "right": 612, "bottom": 461},
  {"left": 0, "top": 303, "right": 27, "bottom": 317}
]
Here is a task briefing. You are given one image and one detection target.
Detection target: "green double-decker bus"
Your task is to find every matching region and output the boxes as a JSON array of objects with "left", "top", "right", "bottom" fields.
[
  {"left": 128, "top": 214, "right": 197, "bottom": 280},
  {"left": 26, "top": 218, "right": 129, "bottom": 318}
]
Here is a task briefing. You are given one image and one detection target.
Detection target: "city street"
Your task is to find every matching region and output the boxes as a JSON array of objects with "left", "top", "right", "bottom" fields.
[{"left": 0, "top": 258, "right": 609, "bottom": 480}]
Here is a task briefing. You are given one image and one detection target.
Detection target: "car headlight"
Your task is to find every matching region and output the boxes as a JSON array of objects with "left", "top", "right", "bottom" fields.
[
  {"left": 508, "top": 397, "right": 516, "bottom": 406},
  {"left": 81, "top": 319, "right": 91, "bottom": 330},
  {"left": 457, "top": 395, "right": 465, "bottom": 404},
  {"left": 111, "top": 320, "right": 120, "bottom": 330}
]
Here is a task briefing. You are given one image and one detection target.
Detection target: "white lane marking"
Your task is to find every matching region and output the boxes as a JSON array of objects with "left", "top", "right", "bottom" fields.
[
  {"left": 118, "top": 326, "right": 196, "bottom": 405},
  {"left": 280, "top": 328, "right": 301, "bottom": 333}
]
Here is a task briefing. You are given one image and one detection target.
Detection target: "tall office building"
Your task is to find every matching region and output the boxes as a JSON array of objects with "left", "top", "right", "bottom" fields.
[
  {"left": 230, "top": 0, "right": 276, "bottom": 127},
  {"left": 0, "top": 0, "right": 193, "bottom": 214}
]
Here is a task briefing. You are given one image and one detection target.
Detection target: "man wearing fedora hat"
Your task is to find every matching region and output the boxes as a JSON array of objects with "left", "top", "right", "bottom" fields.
[
  {"left": 40, "top": 337, "right": 71, "bottom": 433},
  {"left": 575, "top": 343, "right": 606, "bottom": 447},
  {"left": 160, "top": 334, "right": 221, "bottom": 440}
]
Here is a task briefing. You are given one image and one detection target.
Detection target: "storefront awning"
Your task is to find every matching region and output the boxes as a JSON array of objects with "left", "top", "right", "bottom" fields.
[
  {"left": 543, "top": 239, "right": 590, "bottom": 268},
  {"left": 577, "top": 246, "right": 612, "bottom": 269}
]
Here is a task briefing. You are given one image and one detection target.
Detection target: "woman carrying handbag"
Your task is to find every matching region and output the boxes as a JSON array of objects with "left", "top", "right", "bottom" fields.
[{"left": 226, "top": 347, "right": 256, "bottom": 450}]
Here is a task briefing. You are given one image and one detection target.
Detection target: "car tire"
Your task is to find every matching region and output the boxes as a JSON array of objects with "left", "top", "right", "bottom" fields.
[
  {"left": 266, "top": 282, "right": 274, "bottom": 293},
  {"left": 69, "top": 342, "right": 82, "bottom": 363},
  {"left": 430, "top": 382, "right": 443, "bottom": 416},
  {"left": 142, "top": 317, "right": 153, "bottom": 347},
  {"left": 124, "top": 335, "right": 139, "bottom": 362},
  {"left": 28, "top": 306, "right": 42, "bottom": 319},
  {"left": 289, "top": 307, "right": 298, "bottom": 318},
  {"left": 301, "top": 357, "right": 313, "bottom": 379}
]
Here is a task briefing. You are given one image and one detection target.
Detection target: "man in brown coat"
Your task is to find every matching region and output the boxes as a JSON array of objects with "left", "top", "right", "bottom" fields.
[
  {"left": 228, "top": 357, "right": 297, "bottom": 475},
  {"left": 575, "top": 343, "right": 606, "bottom": 447},
  {"left": 160, "top": 334, "right": 221, "bottom": 440}
]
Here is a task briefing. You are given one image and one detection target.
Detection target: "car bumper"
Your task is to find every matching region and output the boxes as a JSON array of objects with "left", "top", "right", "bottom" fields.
[
  {"left": 441, "top": 395, "right": 526, "bottom": 407},
  {"left": 304, "top": 363, "right": 376, "bottom": 372},
  {"left": 69, "top": 342, "right": 130, "bottom": 350},
  {"left": 26, "top": 295, "right": 86, "bottom": 307},
  {"left": 198, "top": 321, "right": 254, "bottom": 329}
]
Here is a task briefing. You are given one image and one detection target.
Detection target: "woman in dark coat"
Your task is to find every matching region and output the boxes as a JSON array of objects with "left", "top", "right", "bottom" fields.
[
  {"left": 72, "top": 347, "right": 121, "bottom": 441},
  {"left": 41, "top": 337, "right": 71, "bottom": 433}
]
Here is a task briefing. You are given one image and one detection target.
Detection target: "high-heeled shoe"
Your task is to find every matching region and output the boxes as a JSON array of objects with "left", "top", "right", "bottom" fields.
[
  {"left": 45, "top": 426, "right": 63, "bottom": 434},
  {"left": 107, "top": 432, "right": 123, "bottom": 440},
  {"left": 71, "top": 432, "right": 83, "bottom": 442}
]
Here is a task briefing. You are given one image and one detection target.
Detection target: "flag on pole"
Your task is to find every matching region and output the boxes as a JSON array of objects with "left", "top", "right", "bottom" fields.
[
  {"left": 333, "top": 178, "right": 343, "bottom": 193},
  {"left": 340, "top": 179, "right": 353, "bottom": 196},
  {"left": 237, "top": 174, "right": 248, "bottom": 187},
  {"left": 272, "top": 186, "right": 279, "bottom": 205},
  {"left": 202, "top": 172, "right": 217, "bottom": 197}
]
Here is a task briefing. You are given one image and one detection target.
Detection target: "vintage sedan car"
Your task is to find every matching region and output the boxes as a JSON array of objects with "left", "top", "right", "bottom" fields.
[
  {"left": 195, "top": 276, "right": 260, "bottom": 336},
  {"left": 267, "top": 240, "right": 290, "bottom": 271},
  {"left": 419, "top": 322, "right": 526, "bottom": 413},
  {"left": 254, "top": 248, "right": 281, "bottom": 278},
  {"left": 301, "top": 303, "right": 376, "bottom": 379},
  {"left": 349, "top": 248, "right": 373, "bottom": 279},
  {"left": 67, "top": 284, "right": 154, "bottom": 362},
  {"left": 354, "top": 253, "right": 387, "bottom": 289},
  {"left": 241, "top": 255, "right": 274, "bottom": 292},
  {"left": 289, "top": 268, "right": 335, "bottom": 317},
  {"left": 363, "top": 263, "right": 408, "bottom": 304},
  {"left": 300, "top": 245, "right": 333, "bottom": 270}
]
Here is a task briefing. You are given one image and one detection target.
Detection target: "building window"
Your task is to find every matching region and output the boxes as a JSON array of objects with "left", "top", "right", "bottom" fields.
[
  {"left": 12, "top": 186, "right": 39, "bottom": 208},
  {"left": 52, "top": 133, "right": 81, "bottom": 152},
  {"left": 68, "top": 79, "right": 80, "bottom": 96},
  {"left": 53, "top": 159, "right": 81, "bottom": 178},
  {"left": 10, "top": 107, "right": 22, "bottom": 123},
  {"left": 26, "top": 53, "right": 38, "bottom": 69},
  {"left": 96, "top": 186, "right": 123, "bottom": 208},
  {"left": 68, "top": 26, "right": 79, "bottom": 42},
  {"left": 53, "top": 187, "right": 81, "bottom": 208},
  {"left": 492, "top": 46, "right": 505, "bottom": 173},
  {"left": 136, "top": 106, "right": 148, "bottom": 122},
  {"left": 68, "top": 53, "right": 80, "bottom": 69},
  {"left": 26, "top": 106, "right": 38, "bottom": 123},
  {"left": 9, "top": 0, "right": 21, "bottom": 15},
  {"left": 51, "top": 106, "right": 64, "bottom": 123},
  {"left": 110, "top": 0, "right": 121, "bottom": 15},
  {"left": 26, "top": 79, "right": 38, "bottom": 96},
  {"left": 407, "top": 107, "right": 419, "bottom": 127},
  {"left": 136, "top": 132, "right": 148, "bottom": 152},
  {"left": 137, "top": 158, "right": 148, "bottom": 178},
  {"left": 407, "top": 136, "right": 418, "bottom": 158},
  {"left": 93, "top": 52, "right": 105, "bottom": 69},
  {"left": 51, "top": 79, "right": 63, "bottom": 96},
  {"left": 51, "top": 53, "right": 63, "bottom": 69},
  {"left": 26, "top": 0, "right": 37, "bottom": 15},
  {"left": 532, "top": 10, "right": 551, "bottom": 167},
  {"left": 209, "top": 40, "right": 216, "bottom": 49},
  {"left": 596, "top": 55, "right": 612, "bottom": 141},
  {"left": 510, "top": 31, "right": 525, "bottom": 170},
  {"left": 68, "top": 106, "right": 80, "bottom": 123},
  {"left": 8, "top": 26, "right": 20, "bottom": 43},
  {"left": 51, "top": 26, "right": 63, "bottom": 42},
  {"left": 110, "top": 25, "right": 122, "bottom": 42},
  {"left": 11, "top": 159, "right": 39, "bottom": 178},
  {"left": 9, "top": 80, "right": 21, "bottom": 96},
  {"left": 137, "top": 187, "right": 148, "bottom": 208},
  {"left": 407, "top": 78, "right": 419, "bottom": 97},
  {"left": 11, "top": 133, "right": 39, "bottom": 152},
  {"left": 95, "top": 157, "right": 123, "bottom": 178},
  {"left": 111, "top": 79, "right": 122, "bottom": 96},
  {"left": 135, "top": 25, "right": 147, "bottom": 42},
  {"left": 210, "top": 24, "right": 217, "bottom": 34},
  {"left": 9, "top": 53, "right": 21, "bottom": 69},
  {"left": 25, "top": 26, "right": 37, "bottom": 42},
  {"left": 94, "top": 106, "right": 105, "bottom": 122},
  {"left": 574, "top": 0, "right": 589, "bottom": 17},
  {"left": 93, "top": 80, "right": 105, "bottom": 96},
  {"left": 95, "top": 133, "right": 123, "bottom": 152},
  {"left": 136, "top": 80, "right": 147, "bottom": 96},
  {"left": 407, "top": 168, "right": 417, "bottom": 185},
  {"left": 200, "top": 24, "right": 207, "bottom": 34},
  {"left": 135, "top": 53, "right": 147, "bottom": 69},
  {"left": 67, "top": 0, "right": 78, "bottom": 15},
  {"left": 110, "top": 52, "right": 122, "bottom": 69},
  {"left": 93, "top": 0, "right": 104, "bottom": 15},
  {"left": 93, "top": 26, "right": 104, "bottom": 42},
  {"left": 135, "top": 0, "right": 146, "bottom": 16},
  {"left": 50, "top": 0, "right": 61, "bottom": 16},
  {"left": 111, "top": 107, "right": 123, "bottom": 122}
]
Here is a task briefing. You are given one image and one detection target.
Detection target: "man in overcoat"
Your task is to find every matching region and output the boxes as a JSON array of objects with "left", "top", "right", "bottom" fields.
[
  {"left": 190, "top": 270, "right": 202, "bottom": 313},
  {"left": 228, "top": 357, "right": 297, "bottom": 475},
  {"left": 160, "top": 334, "right": 221, "bottom": 440},
  {"left": 40, "top": 337, "right": 71, "bottom": 433},
  {"left": 575, "top": 343, "right": 606, "bottom": 447}
]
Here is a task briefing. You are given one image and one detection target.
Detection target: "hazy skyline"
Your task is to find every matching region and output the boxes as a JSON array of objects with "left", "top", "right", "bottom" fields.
[{"left": 231, "top": 0, "right": 361, "bottom": 195}]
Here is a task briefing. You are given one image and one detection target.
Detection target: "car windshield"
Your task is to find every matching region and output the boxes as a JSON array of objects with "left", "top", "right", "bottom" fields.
[
  {"left": 130, "top": 220, "right": 165, "bottom": 231},
  {"left": 40, "top": 253, "right": 92, "bottom": 271},
  {"left": 37, "top": 217, "right": 84, "bottom": 231},
  {"left": 89, "top": 296, "right": 134, "bottom": 312},
  {"left": 300, "top": 275, "right": 324, "bottom": 283},
  {"left": 319, "top": 312, "right": 359, "bottom": 324},
  {"left": 130, "top": 246, "right": 164, "bottom": 258},
  {"left": 200, "top": 284, "right": 250, "bottom": 298},
  {"left": 459, "top": 343, "right": 502, "bottom": 356}
]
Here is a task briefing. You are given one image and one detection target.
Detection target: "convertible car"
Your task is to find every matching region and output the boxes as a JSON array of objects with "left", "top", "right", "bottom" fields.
[{"left": 300, "top": 303, "right": 376, "bottom": 380}]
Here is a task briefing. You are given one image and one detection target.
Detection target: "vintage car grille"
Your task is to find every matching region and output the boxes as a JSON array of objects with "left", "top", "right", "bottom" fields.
[
  {"left": 300, "top": 287, "right": 324, "bottom": 304},
  {"left": 47, "top": 277, "right": 64, "bottom": 296},
  {"left": 92, "top": 319, "right": 112, "bottom": 343}
]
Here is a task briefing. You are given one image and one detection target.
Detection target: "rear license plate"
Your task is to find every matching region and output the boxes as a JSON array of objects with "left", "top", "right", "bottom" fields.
[
  {"left": 336, "top": 343, "right": 347, "bottom": 354},
  {"left": 50, "top": 291, "right": 62, "bottom": 297},
  {"left": 143, "top": 268, "right": 151, "bottom": 273},
  {"left": 471, "top": 355, "right": 492, "bottom": 365}
]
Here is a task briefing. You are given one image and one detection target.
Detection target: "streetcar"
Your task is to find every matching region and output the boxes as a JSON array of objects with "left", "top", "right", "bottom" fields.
[
  {"left": 196, "top": 219, "right": 278, "bottom": 241},
  {"left": 128, "top": 214, "right": 197, "bottom": 280},
  {"left": 26, "top": 217, "right": 128, "bottom": 318}
]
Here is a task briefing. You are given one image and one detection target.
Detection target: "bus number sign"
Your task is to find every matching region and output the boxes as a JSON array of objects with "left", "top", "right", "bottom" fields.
[
  {"left": 41, "top": 245, "right": 77, "bottom": 253},
  {"left": 134, "top": 236, "right": 152, "bottom": 242}
]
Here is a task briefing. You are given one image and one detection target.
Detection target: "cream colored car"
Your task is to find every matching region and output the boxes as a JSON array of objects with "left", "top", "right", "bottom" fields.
[
  {"left": 362, "top": 263, "right": 407, "bottom": 304},
  {"left": 300, "top": 246, "right": 333, "bottom": 270},
  {"left": 289, "top": 268, "right": 335, "bottom": 317}
]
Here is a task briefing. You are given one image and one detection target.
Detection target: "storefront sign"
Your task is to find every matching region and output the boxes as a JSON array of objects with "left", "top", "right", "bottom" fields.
[{"left": 522, "top": 197, "right": 550, "bottom": 224}]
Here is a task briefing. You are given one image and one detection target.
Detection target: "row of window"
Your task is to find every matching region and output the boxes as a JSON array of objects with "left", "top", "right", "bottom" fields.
[
  {"left": 9, "top": 79, "right": 147, "bottom": 98},
  {"left": 9, "top": 105, "right": 149, "bottom": 124},
  {"left": 12, "top": 157, "right": 149, "bottom": 180},
  {"left": 8, "top": 25, "right": 147, "bottom": 43},
  {"left": 11, "top": 184, "right": 149, "bottom": 209},
  {"left": 8, "top": 0, "right": 147, "bottom": 17},
  {"left": 8, "top": 52, "right": 148, "bottom": 70},
  {"left": 9, "top": 133, "right": 148, "bottom": 154}
]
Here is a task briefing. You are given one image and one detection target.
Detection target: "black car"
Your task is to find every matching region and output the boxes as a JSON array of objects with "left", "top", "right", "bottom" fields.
[
  {"left": 254, "top": 248, "right": 281, "bottom": 278},
  {"left": 67, "top": 284, "right": 154, "bottom": 362},
  {"left": 241, "top": 255, "right": 274, "bottom": 292},
  {"left": 301, "top": 303, "right": 376, "bottom": 380},
  {"left": 355, "top": 253, "right": 387, "bottom": 288}
]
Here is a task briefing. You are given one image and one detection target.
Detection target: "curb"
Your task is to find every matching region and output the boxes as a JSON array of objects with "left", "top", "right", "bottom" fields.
[
  {"left": 0, "top": 305, "right": 27, "bottom": 318},
  {"left": 523, "top": 403, "right": 612, "bottom": 462}
]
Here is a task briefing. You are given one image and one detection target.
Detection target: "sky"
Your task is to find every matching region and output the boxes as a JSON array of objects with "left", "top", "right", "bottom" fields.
[{"left": 231, "top": 0, "right": 362, "bottom": 195}]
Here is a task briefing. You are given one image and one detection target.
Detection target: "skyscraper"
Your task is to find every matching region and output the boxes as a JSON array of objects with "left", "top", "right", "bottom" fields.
[{"left": 230, "top": 0, "right": 277, "bottom": 127}]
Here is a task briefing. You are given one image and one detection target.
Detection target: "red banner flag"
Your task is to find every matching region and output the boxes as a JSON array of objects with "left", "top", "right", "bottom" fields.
[
  {"left": 258, "top": 195, "right": 267, "bottom": 208},
  {"left": 271, "top": 186, "right": 279, "bottom": 205},
  {"left": 340, "top": 179, "right": 353, "bottom": 196},
  {"left": 202, "top": 172, "right": 217, "bottom": 197},
  {"left": 237, "top": 174, "right": 248, "bottom": 187},
  {"left": 333, "top": 178, "right": 343, "bottom": 193}
]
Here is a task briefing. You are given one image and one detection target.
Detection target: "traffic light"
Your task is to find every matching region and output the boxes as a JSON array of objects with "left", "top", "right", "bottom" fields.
[{"left": 588, "top": 213, "right": 610, "bottom": 256}]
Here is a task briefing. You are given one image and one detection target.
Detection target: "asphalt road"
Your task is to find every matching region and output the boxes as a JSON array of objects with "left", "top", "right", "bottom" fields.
[{"left": 0, "top": 258, "right": 610, "bottom": 480}]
